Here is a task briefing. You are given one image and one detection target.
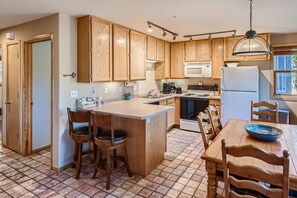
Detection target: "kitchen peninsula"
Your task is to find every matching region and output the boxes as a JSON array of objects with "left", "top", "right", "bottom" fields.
[{"left": 90, "top": 98, "right": 174, "bottom": 176}]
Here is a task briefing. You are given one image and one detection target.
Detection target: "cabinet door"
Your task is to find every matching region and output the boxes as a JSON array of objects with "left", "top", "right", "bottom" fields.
[
  {"left": 197, "top": 39, "right": 212, "bottom": 61},
  {"left": 113, "top": 24, "right": 129, "bottom": 81},
  {"left": 91, "top": 17, "right": 112, "bottom": 82},
  {"left": 244, "top": 33, "right": 270, "bottom": 61},
  {"left": 164, "top": 42, "right": 171, "bottom": 78},
  {"left": 130, "top": 30, "right": 146, "bottom": 80},
  {"left": 147, "top": 36, "right": 156, "bottom": 61},
  {"left": 174, "top": 97, "right": 180, "bottom": 125},
  {"left": 156, "top": 39, "right": 165, "bottom": 62},
  {"left": 185, "top": 41, "right": 197, "bottom": 62},
  {"left": 212, "top": 38, "right": 224, "bottom": 79},
  {"left": 224, "top": 36, "right": 245, "bottom": 61},
  {"left": 167, "top": 106, "right": 175, "bottom": 129},
  {"left": 171, "top": 42, "right": 184, "bottom": 79}
]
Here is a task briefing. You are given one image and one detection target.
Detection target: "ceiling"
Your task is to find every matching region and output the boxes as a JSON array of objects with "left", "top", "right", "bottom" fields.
[{"left": 0, "top": 0, "right": 296, "bottom": 41}]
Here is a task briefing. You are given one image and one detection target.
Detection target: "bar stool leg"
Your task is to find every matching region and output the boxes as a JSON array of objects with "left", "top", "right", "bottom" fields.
[
  {"left": 76, "top": 143, "right": 83, "bottom": 179},
  {"left": 106, "top": 149, "right": 111, "bottom": 190},
  {"left": 92, "top": 147, "right": 100, "bottom": 179},
  {"left": 72, "top": 143, "right": 78, "bottom": 168},
  {"left": 113, "top": 149, "right": 117, "bottom": 168},
  {"left": 124, "top": 144, "right": 132, "bottom": 177}
]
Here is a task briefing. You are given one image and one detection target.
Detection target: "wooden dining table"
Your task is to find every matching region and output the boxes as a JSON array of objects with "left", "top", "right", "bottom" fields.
[{"left": 201, "top": 119, "right": 297, "bottom": 198}]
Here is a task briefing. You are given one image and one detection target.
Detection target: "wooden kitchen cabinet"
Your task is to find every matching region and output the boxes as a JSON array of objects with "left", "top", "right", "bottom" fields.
[
  {"left": 184, "top": 41, "right": 197, "bottom": 62},
  {"left": 77, "top": 15, "right": 112, "bottom": 82},
  {"left": 155, "top": 41, "right": 170, "bottom": 80},
  {"left": 197, "top": 39, "right": 212, "bottom": 61},
  {"left": 209, "top": 98, "right": 221, "bottom": 116},
  {"left": 112, "top": 24, "right": 129, "bottom": 81},
  {"left": 211, "top": 38, "right": 224, "bottom": 79},
  {"left": 160, "top": 98, "right": 175, "bottom": 130},
  {"left": 147, "top": 36, "right": 157, "bottom": 61},
  {"left": 171, "top": 42, "right": 185, "bottom": 79},
  {"left": 224, "top": 36, "right": 245, "bottom": 61},
  {"left": 130, "top": 30, "right": 147, "bottom": 80},
  {"left": 156, "top": 39, "right": 165, "bottom": 62},
  {"left": 175, "top": 97, "right": 180, "bottom": 125}
]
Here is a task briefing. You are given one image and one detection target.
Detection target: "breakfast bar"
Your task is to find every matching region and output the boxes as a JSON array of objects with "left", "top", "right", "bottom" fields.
[{"left": 90, "top": 98, "right": 174, "bottom": 176}]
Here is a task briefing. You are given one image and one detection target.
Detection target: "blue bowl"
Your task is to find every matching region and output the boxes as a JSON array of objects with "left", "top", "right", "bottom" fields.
[{"left": 244, "top": 124, "right": 283, "bottom": 141}]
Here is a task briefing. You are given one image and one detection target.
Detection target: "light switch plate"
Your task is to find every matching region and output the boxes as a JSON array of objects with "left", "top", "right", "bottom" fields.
[
  {"left": 70, "top": 90, "right": 78, "bottom": 98},
  {"left": 92, "top": 87, "right": 96, "bottom": 95},
  {"left": 104, "top": 88, "right": 108, "bottom": 94},
  {"left": 119, "top": 86, "right": 122, "bottom": 93}
]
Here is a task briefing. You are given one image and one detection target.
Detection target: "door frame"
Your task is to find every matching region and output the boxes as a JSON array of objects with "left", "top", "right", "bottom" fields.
[
  {"left": 23, "top": 34, "right": 53, "bottom": 168},
  {"left": 5, "top": 41, "right": 21, "bottom": 152}
]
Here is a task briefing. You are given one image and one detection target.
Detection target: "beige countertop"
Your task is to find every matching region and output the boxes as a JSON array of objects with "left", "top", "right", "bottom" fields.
[{"left": 89, "top": 98, "right": 174, "bottom": 120}]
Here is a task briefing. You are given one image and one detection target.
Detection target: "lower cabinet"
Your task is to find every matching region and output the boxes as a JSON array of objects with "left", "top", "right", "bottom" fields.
[
  {"left": 175, "top": 97, "right": 180, "bottom": 125},
  {"left": 160, "top": 98, "right": 176, "bottom": 130}
]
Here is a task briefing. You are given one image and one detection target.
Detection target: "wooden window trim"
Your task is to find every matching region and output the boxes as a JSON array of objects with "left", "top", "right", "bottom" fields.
[{"left": 271, "top": 43, "right": 297, "bottom": 101}]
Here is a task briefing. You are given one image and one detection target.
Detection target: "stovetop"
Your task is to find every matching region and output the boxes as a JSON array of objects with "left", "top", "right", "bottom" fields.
[{"left": 182, "top": 84, "right": 217, "bottom": 98}]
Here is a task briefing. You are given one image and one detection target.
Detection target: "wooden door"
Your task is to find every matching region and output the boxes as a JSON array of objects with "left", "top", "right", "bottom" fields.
[
  {"left": 147, "top": 36, "right": 156, "bottom": 61},
  {"left": 197, "top": 39, "right": 212, "bottom": 61},
  {"left": 91, "top": 17, "right": 112, "bottom": 82},
  {"left": 211, "top": 38, "right": 225, "bottom": 79},
  {"left": 130, "top": 30, "right": 146, "bottom": 80},
  {"left": 6, "top": 42, "right": 20, "bottom": 152},
  {"left": 171, "top": 42, "right": 184, "bottom": 79},
  {"left": 185, "top": 41, "right": 196, "bottom": 62},
  {"left": 156, "top": 39, "right": 165, "bottom": 62},
  {"left": 164, "top": 42, "right": 170, "bottom": 79},
  {"left": 113, "top": 24, "right": 129, "bottom": 81},
  {"left": 224, "top": 36, "right": 245, "bottom": 61}
]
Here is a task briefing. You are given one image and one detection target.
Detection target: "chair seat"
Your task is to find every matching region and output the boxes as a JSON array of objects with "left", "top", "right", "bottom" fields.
[
  {"left": 97, "top": 130, "right": 127, "bottom": 141},
  {"left": 73, "top": 126, "right": 90, "bottom": 135}
]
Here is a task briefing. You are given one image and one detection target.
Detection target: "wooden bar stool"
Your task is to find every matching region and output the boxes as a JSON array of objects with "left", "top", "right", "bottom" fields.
[
  {"left": 91, "top": 111, "right": 132, "bottom": 190},
  {"left": 67, "top": 108, "right": 96, "bottom": 179}
]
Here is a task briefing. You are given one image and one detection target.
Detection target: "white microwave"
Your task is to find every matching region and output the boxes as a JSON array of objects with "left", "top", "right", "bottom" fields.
[{"left": 184, "top": 62, "right": 212, "bottom": 78}]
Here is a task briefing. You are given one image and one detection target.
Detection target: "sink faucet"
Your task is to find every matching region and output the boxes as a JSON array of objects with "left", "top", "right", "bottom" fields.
[{"left": 148, "top": 89, "right": 156, "bottom": 97}]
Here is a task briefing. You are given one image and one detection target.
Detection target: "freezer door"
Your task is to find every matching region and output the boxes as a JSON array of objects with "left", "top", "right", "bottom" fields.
[
  {"left": 221, "top": 90, "right": 259, "bottom": 126},
  {"left": 221, "top": 66, "right": 259, "bottom": 92}
]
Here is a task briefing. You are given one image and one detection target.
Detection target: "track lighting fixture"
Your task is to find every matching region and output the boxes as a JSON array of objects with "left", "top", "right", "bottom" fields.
[
  {"left": 147, "top": 21, "right": 178, "bottom": 41},
  {"left": 184, "top": 30, "right": 236, "bottom": 41}
]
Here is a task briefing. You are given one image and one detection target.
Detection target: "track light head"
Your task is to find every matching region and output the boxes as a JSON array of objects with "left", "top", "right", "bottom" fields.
[
  {"left": 163, "top": 30, "right": 167, "bottom": 37},
  {"left": 173, "top": 35, "right": 176, "bottom": 40},
  {"left": 147, "top": 22, "right": 153, "bottom": 32}
]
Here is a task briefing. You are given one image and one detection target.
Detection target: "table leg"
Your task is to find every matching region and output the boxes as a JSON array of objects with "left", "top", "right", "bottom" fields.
[{"left": 206, "top": 161, "right": 217, "bottom": 198}]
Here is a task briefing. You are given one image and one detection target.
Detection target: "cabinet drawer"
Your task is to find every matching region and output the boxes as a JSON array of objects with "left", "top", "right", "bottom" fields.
[{"left": 167, "top": 98, "right": 175, "bottom": 104}]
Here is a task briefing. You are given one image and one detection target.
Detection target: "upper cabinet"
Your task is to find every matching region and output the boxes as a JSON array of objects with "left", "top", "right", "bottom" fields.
[
  {"left": 155, "top": 41, "right": 170, "bottom": 80},
  {"left": 156, "top": 39, "right": 165, "bottom": 62},
  {"left": 212, "top": 38, "right": 224, "bottom": 79},
  {"left": 77, "top": 15, "right": 112, "bottom": 83},
  {"left": 184, "top": 41, "right": 197, "bottom": 62},
  {"left": 224, "top": 33, "right": 270, "bottom": 61},
  {"left": 130, "top": 30, "right": 147, "bottom": 80},
  {"left": 113, "top": 24, "right": 129, "bottom": 81},
  {"left": 197, "top": 39, "right": 212, "bottom": 61},
  {"left": 171, "top": 42, "right": 184, "bottom": 79},
  {"left": 147, "top": 36, "right": 157, "bottom": 61}
]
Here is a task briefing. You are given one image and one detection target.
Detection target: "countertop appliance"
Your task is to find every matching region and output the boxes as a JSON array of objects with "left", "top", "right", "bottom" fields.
[
  {"left": 162, "top": 83, "right": 170, "bottom": 94},
  {"left": 221, "top": 66, "right": 259, "bottom": 126},
  {"left": 184, "top": 62, "right": 212, "bottom": 78},
  {"left": 180, "top": 85, "right": 215, "bottom": 132},
  {"left": 176, "top": 87, "right": 182, "bottom": 94},
  {"left": 168, "top": 82, "right": 176, "bottom": 93}
]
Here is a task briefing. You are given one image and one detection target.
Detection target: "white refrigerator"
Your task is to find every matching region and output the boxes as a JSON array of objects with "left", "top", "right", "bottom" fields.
[{"left": 221, "top": 66, "right": 259, "bottom": 126}]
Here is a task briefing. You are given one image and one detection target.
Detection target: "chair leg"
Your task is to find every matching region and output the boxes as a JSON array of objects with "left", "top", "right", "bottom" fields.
[
  {"left": 92, "top": 147, "right": 99, "bottom": 179},
  {"left": 76, "top": 143, "right": 82, "bottom": 179},
  {"left": 72, "top": 143, "right": 78, "bottom": 168},
  {"left": 113, "top": 149, "right": 117, "bottom": 168},
  {"left": 106, "top": 149, "right": 111, "bottom": 190},
  {"left": 123, "top": 144, "right": 132, "bottom": 177},
  {"left": 93, "top": 143, "right": 97, "bottom": 163}
]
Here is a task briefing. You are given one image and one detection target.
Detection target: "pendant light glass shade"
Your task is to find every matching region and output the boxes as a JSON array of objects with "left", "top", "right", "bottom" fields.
[
  {"left": 232, "top": 0, "right": 271, "bottom": 56},
  {"left": 232, "top": 31, "right": 271, "bottom": 56}
]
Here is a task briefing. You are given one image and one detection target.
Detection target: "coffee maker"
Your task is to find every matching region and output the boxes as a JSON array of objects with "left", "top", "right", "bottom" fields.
[
  {"left": 168, "top": 82, "right": 176, "bottom": 93},
  {"left": 162, "top": 83, "right": 170, "bottom": 94}
]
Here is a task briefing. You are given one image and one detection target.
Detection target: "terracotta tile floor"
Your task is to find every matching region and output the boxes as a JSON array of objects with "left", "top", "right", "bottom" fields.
[{"left": 0, "top": 129, "right": 224, "bottom": 197}]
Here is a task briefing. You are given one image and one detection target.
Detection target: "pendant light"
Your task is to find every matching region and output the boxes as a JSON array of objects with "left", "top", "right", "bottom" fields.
[{"left": 232, "top": 0, "right": 271, "bottom": 56}]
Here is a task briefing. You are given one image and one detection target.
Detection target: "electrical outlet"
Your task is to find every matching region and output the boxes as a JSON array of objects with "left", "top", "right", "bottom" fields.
[
  {"left": 70, "top": 90, "right": 78, "bottom": 98},
  {"left": 104, "top": 87, "right": 108, "bottom": 94},
  {"left": 119, "top": 86, "right": 122, "bottom": 93},
  {"left": 133, "top": 85, "right": 137, "bottom": 91},
  {"left": 92, "top": 87, "right": 96, "bottom": 95}
]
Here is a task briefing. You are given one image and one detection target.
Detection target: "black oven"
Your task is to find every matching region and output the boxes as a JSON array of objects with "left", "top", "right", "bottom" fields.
[{"left": 180, "top": 97, "right": 209, "bottom": 121}]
